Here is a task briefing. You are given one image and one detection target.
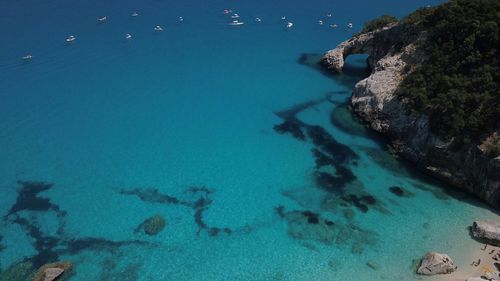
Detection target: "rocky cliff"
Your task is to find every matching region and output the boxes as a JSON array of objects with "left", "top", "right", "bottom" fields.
[{"left": 321, "top": 24, "right": 500, "bottom": 208}]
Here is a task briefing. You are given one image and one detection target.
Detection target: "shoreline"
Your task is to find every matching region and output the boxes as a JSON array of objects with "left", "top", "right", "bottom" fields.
[{"left": 436, "top": 243, "right": 500, "bottom": 281}]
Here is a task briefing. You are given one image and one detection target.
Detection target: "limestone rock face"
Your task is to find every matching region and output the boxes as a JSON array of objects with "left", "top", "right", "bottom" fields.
[
  {"left": 321, "top": 23, "right": 500, "bottom": 208},
  {"left": 417, "top": 252, "right": 457, "bottom": 275},
  {"left": 472, "top": 221, "right": 500, "bottom": 246}
]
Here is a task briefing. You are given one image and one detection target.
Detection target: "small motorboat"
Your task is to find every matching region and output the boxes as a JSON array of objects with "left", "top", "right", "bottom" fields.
[
  {"left": 286, "top": 22, "right": 293, "bottom": 28},
  {"left": 97, "top": 16, "right": 107, "bottom": 22},
  {"left": 125, "top": 33, "right": 132, "bottom": 39},
  {"left": 330, "top": 24, "right": 338, "bottom": 28},
  {"left": 223, "top": 9, "right": 232, "bottom": 14},
  {"left": 347, "top": 23, "right": 353, "bottom": 28},
  {"left": 326, "top": 13, "right": 332, "bottom": 17},
  {"left": 255, "top": 17, "right": 262, "bottom": 22},
  {"left": 281, "top": 16, "right": 286, "bottom": 20},
  {"left": 66, "top": 35, "right": 76, "bottom": 42},
  {"left": 229, "top": 20, "right": 244, "bottom": 26},
  {"left": 231, "top": 13, "right": 240, "bottom": 19},
  {"left": 22, "top": 54, "right": 33, "bottom": 61},
  {"left": 179, "top": 16, "right": 184, "bottom": 22},
  {"left": 131, "top": 12, "right": 139, "bottom": 17},
  {"left": 154, "top": 25, "right": 164, "bottom": 31},
  {"left": 318, "top": 20, "right": 324, "bottom": 25}
]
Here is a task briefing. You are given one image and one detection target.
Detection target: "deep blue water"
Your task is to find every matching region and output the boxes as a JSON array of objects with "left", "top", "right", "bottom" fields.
[{"left": 1, "top": 0, "right": 498, "bottom": 280}]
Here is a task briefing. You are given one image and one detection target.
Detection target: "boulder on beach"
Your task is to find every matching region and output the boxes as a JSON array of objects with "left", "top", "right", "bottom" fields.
[
  {"left": 471, "top": 221, "right": 500, "bottom": 246},
  {"left": 32, "top": 261, "right": 73, "bottom": 281},
  {"left": 416, "top": 252, "right": 457, "bottom": 275}
]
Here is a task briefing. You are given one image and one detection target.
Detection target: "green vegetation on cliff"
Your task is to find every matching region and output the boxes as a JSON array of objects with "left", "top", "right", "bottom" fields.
[
  {"left": 361, "top": 15, "right": 399, "bottom": 33},
  {"left": 397, "top": 0, "right": 500, "bottom": 143}
]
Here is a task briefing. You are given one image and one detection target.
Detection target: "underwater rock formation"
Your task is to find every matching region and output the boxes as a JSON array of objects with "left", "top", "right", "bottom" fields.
[
  {"left": 416, "top": 252, "right": 457, "bottom": 275},
  {"left": 277, "top": 207, "right": 377, "bottom": 251},
  {"left": 389, "top": 186, "right": 414, "bottom": 198},
  {"left": 1, "top": 181, "right": 151, "bottom": 269},
  {"left": 283, "top": 210, "right": 337, "bottom": 245},
  {"left": 321, "top": 21, "right": 500, "bottom": 208},
  {"left": 135, "top": 215, "right": 166, "bottom": 236},
  {"left": 0, "top": 261, "right": 35, "bottom": 281},
  {"left": 121, "top": 186, "right": 232, "bottom": 237}
]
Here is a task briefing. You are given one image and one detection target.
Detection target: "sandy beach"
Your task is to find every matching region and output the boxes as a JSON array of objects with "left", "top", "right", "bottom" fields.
[{"left": 438, "top": 244, "right": 500, "bottom": 281}]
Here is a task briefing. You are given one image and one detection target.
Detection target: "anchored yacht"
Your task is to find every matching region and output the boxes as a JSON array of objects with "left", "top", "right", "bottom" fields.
[{"left": 229, "top": 20, "right": 244, "bottom": 26}]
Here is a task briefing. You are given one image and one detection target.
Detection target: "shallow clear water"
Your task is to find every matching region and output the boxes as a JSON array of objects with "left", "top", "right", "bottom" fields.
[{"left": 0, "top": 0, "right": 498, "bottom": 280}]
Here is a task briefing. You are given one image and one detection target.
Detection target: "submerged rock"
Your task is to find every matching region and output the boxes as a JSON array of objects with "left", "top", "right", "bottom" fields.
[
  {"left": 367, "top": 260, "right": 380, "bottom": 270},
  {"left": 137, "top": 215, "right": 166, "bottom": 236},
  {"left": 416, "top": 252, "right": 456, "bottom": 275},
  {"left": 285, "top": 211, "right": 337, "bottom": 245},
  {"left": 0, "top": 261, "right": 35, "bottom": 281},
  {"left": 471, "top": 221, "right": 500, "bottom": 246},
  {"left": 389, "top": 186, "right": 414, "bottom": 198}
]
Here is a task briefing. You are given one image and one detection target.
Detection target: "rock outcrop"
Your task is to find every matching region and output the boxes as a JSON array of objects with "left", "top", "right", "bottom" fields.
[
  {"left": 416, "top": 252, "right": 457, "bottom": 275},
  {"left": 471, "top": 221, "right": 500, "bottom": 246},
  {"left": 32, "top": 261, "right": 73, "bottom": 281},
  {"left": 321, "top": 23, "right": 500, "bottom": 208},
  {"left": 40, "top": 268, "right": 64, "bottom": 281}
]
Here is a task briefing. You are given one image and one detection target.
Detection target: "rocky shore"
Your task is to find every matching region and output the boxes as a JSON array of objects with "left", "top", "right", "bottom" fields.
[{"left": 320, "top": 23, "right": 500, "bottom": 208}]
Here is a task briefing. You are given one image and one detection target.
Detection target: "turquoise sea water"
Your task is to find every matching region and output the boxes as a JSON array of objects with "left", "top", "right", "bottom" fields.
[{"left": 1, "top": 0, "right": 499, "bottom": 280}]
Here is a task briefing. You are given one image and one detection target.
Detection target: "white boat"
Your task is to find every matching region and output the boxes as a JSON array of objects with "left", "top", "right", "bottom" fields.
[
  {"left": 231, "top": 13, "right": 240, "bottom": 19},
  {"left": 347, "top": 23, "right": 353, "bottom": 28},
  {"left": 97, "top": 16, "right": 107, "bottom": 22},
  {"left": 223, "top": 9, "right": 232, "bottom": 14},
  {"left": 154, "top": 25, "right": 164, "bottom": 31},
  {"left": 286, "top": 22, "right": 293, "bottom": 28},
  {"left": 179, "top": 16, "right": 184, "bottom": 22},
  {"left": 326, "top": 13, "right": 332, "bottom": 17},
  {"left": 131, "top": 12, "right": 139, "bottom": 17},
  {"left": 255, "top": 17, "right": 262, "bottom": 22},
  {"left": 318, "top": 20, "right": 323, "bottom": 25},
  {"left": 66, "top": 35, "right": 76, "bottom": 42},
  {"left": 22, "top": 54, "right": 33, "bottom": 60},
  {"left": 330, "top": 24, "right": 338, "bottom": 28},
  {"left": 281, "top": 16, "right": 286, "bottom": 20},
  {"left": 125, "top": 33, "right": 132, "bottom": 39},
  {"left": 229, "top": 20, "right": 244, "bottom": 26}
]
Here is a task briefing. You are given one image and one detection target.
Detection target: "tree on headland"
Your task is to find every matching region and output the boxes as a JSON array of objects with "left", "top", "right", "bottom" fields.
[
  {"left": 361, "top": 15, "right": 399, "bottom": 33},
  {"left": 394, "top": 0, "right": 500, "bottom": 153}
]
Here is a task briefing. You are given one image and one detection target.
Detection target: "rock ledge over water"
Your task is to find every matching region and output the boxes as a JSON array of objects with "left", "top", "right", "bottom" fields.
[{"left": 321, "top": 22, "right": 500, "bottom": 208}]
